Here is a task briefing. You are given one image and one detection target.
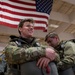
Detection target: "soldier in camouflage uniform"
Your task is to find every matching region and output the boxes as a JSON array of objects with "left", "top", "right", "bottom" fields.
[
  {"left": 45, "top": 32, "right": 75, "bottom": 75},
  {"left": 4, "top": 18, "right": 59, "bottom": 75}
]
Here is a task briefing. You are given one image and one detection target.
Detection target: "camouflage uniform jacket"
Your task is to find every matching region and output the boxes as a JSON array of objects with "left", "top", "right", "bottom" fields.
[
  {"left": 4, "top": 35, "right": 46, "bottom": 64},
  {"left": 55, "top": 41, "right": 75, "bottom": 71}
]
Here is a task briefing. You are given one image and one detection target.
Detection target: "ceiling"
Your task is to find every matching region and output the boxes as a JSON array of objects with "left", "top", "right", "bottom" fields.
[{"left": 48, "top": 0, "right": 75, "bottom": 34}]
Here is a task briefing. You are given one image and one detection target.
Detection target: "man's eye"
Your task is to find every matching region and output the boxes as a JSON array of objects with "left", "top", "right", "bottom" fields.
[
  {"left": 47, "top": 41, "right": 51, "bottom": 43},
  {"left": 26, "top": 25, "right": 30, "bottom": 27},
  {"left": 26, "top": 25, "right": 34, "bottom": 27}
]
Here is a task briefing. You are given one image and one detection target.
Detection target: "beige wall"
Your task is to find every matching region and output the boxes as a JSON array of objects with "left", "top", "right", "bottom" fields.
[{"left": 58, "top": 32, "right": 75, "bottom": 41}]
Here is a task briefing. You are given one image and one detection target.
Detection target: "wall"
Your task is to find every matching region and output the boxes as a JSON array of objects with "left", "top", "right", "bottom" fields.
[{"left": 58, "top": 32, "right": 75, "bottom": 41}]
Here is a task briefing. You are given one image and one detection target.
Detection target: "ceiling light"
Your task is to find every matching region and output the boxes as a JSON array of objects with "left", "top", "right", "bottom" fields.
[{"left": 49, "top": 24, "right": 59, "bottom": 28}]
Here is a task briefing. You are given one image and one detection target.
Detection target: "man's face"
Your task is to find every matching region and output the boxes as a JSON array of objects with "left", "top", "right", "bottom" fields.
[
  {"left": 19, "top": 22, "right": 34, "bottom": 38},
  {"left": 46, "top": 37, "right": 59, "bottom": 48}
]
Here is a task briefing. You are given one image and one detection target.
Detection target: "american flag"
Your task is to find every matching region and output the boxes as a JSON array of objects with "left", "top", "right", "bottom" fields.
[{"left": 0, "top": 0, "right": 53, "bottom": 31}]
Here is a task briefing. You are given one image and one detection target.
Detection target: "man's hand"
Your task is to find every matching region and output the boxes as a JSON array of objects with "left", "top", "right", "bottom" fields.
[
  {"left": 37, "top": 57, "right": 50, "bottom": 68},
  {"left": 45, "top": 48, "right": 56, "bottom": 61}
]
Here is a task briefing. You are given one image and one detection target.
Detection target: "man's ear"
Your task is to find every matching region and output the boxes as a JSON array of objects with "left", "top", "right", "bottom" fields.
[{"left": 18, "top": 27, "right": 22, "bottom": 32}]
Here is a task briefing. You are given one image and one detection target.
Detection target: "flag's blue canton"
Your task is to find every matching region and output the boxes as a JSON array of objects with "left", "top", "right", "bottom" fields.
[{"left": 36, "top": 0, "right": 53, "bottom": 15}]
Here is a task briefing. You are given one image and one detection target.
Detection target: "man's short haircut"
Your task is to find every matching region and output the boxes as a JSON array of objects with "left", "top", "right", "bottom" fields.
[
  {"left": 18, "top": 18, "right": 35, "bottom": 28},
  {"left": 45, "top": 32, "right": 59, "bottom": 41},
  {"left": 18, "top": 18, "right": 35, "bottom": 34}
]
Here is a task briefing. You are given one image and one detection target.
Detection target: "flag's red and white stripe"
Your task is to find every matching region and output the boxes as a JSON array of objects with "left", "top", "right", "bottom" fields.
[{"left": 0, "top": 0, "right": 50, "bottom": 31}]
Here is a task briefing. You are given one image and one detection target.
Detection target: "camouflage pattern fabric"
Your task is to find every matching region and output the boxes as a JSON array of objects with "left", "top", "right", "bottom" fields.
[
  {"left": 4, "top": 37, "right": 46, "bottom": 64},
  {"left": 55, "top": 41, "right": 75, "bottom": 71},
  {"left": 4, "top": 36, "right": 48, "bottom": 75}
]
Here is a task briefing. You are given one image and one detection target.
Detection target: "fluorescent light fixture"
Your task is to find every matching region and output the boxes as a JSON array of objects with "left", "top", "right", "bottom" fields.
[{"left": 49, "top": 24, "right": 59, "bottom": 28}]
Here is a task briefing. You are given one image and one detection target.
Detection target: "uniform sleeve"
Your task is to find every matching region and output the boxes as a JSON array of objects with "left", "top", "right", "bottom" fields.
[
  {"left": 54, "top": 52, "right": 60, "bottom": 63},
  {"left": 57, "top": 41, "right": 75, "bottom": 70},
  {"left": 4, "top": 42, "right": 46, "bottom": 64}
]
